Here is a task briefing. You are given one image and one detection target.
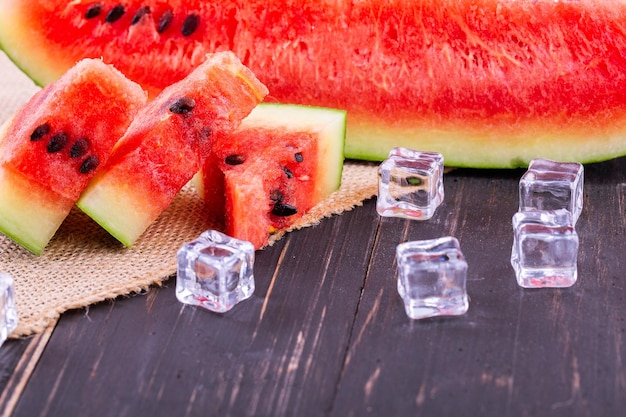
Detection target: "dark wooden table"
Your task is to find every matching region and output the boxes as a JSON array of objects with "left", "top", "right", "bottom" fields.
[{"left": 0, "top": 156, "right": 625, "bottom": 417}]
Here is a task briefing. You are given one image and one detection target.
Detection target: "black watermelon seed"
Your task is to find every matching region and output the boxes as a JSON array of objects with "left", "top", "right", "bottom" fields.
[
  {"left": 85, "top": 3, "right": 102, "bottom": 19},
  {"left": 47, "top": 133, "right": 68, "bottom": 153},
  {"left": 30, "top": 123, "right": 50, "bottom": 141},
  {"left": 225, "top": 154, "right": 245, "bottom": 165},
  {"left": 131, "top": 6, "right": 150, "bottom": 25},
  {"left": 79, "top": 155, "right": 100, "bottom": 174},
  {"left": 169, "top": 97, "right": 196, "bottom": 114},
  {"left": 105, "top": 4, "right": 125, "bottom": 23},
  {"left": 157, "top": 9, "right": 174, "bottom": 33},
  {"left": 69, "top": 138, "right": 90, "bottom": 158},
  {"left": 269, "top": 189, "right": 284, "bottom": 203},
  {"left": 282, "top": 166, "right": 294, "bottom": 179},
  {"left": 271, "top": 203, "right": 297, "bottom": 217},
  {"left": 294, "top": 152, "right": 304, "bottom": 162},
  {"left": 181, "top": 14, "right": 199, "bottom": 36}
]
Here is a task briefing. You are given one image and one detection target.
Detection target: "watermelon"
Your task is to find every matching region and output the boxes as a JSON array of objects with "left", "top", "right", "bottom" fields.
[
  {"left": 76, "top": 51, "right": 268, "bottom": 247},
  {"left": 0, "top": 58, "right": 146, "bottom": 255},
  {"left": 1, "top": 1, "right": 626, "bottom": 167},
  {"left": 194, "top": 103, "right": 346, "bottom": 249}
]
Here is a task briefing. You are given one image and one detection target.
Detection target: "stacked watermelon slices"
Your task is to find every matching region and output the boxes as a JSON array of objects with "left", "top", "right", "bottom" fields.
[{"left": 0, "top": 52, "right": 346, "bottom": 255}]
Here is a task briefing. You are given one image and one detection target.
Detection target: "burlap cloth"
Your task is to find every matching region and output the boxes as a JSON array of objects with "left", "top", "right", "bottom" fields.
[{"left": 0, "top": 52, "right": 378, "bottom": 338}]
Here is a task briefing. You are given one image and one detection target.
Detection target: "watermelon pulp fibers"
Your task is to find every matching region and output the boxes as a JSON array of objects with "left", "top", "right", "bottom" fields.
[
  {"left": 77, "top": 51, "right": 268, "bottom": 247},
  {"left": 0, "top": 58, "right": 146, "bottom": 254},
  {"left": 194, "top": 103, "right": 346, "bottom": 249},
  {"left": 1, "top": 1, "right": 626, "bottom": 167}
]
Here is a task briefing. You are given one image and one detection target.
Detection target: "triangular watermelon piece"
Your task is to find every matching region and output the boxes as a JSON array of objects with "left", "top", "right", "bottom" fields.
[
  {"left": 194, "top": 103, "right": 346, "bottom": 249},
  {"left": 0, "top": 58, "right": 146, "bottom": 254}
]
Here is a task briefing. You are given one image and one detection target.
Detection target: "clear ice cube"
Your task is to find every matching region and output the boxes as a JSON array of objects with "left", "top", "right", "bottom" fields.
[
  {"left": 511, "top": 209, "right": 579, "bottom": 288},
  {"left": 377, "top": 147, "right": 444, "bottom": 220},
  {"left": 396, "top": 237, "right": 469, "bottom": 320},
  {"left": 519, "top": 158, "right": 584, "bottom": 224},
  {"left": 0, "top": 273, "right": 17, "bottom": 346},
  {"left": 176, "top": 230, "right": 255, "bottom": 313}
]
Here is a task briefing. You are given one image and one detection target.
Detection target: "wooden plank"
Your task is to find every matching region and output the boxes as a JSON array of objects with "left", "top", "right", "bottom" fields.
[
  {"left": 7, "top": 158, "right": 626, "bottom": 417},
  {"left": 0, "top": 325, "right": 55, "bottom": 417},
  {"left": 9, "top": 201, "right": 381, "bottom": 417},
  {"left": 331, "top": 159, "right": 626, "bottom": 417}
]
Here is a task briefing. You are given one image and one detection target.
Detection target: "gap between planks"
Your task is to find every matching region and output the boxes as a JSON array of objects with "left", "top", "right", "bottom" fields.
[{"left": 327, "top": 216, "right": 383, "bottom": 414}]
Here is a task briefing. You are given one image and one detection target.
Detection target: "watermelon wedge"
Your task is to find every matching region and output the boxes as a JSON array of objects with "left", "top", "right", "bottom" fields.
[
  {"left": 76, "top": 51, "right": 268, "bottom": 247},
  {"left": 194, "top": 103, "right": 346, "bottom": 249},
  {"left": 0, "top": 58, "right": 146, "bottom": 254},
  {"left": 1, "top": 1, "right": 626, "bottom": 167}
]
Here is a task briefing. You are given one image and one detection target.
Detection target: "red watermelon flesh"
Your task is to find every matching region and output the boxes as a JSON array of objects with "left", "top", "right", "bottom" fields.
[
  {"left": 1, "top": 1, "right": 626, "bottom": 166},
  {"left": 76, "top": 51, "right": 268, "bottom": 247},
  {"left": 0, "top": 58, "right": 146, "bottom": 254},
  {"left": 0, "top": 58, "right": 147, "bottom": 200},
  {"left": 207, "top": 133, "right": 318, "bottom": 248},
  {"left": 195, "top": 103, "right": 346, "bottom": 249}
]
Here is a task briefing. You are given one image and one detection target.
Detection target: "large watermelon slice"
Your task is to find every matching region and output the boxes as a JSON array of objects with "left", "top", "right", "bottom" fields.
[
  {"left": 0, "top": 58, "right": 146, "bottom": 254},
  {"left": 1, "top": 1, "right": 626, "bottom": 167},
  {"left": 76, "top": 51, "right": 268, "bottom": 247},
  {"left": 194, "top": 103, "right": 346, "bottom": 249}
]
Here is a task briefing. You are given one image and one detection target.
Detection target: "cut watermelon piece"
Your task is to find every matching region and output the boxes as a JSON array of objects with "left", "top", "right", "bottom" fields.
[
  {"left": 194, "top": 103, "right": 346, "bottom": 249},
  {"left": 1, "top": 1, "right": 626, "bottom": 167},
  {"left": 77, "top": 51, "right": 268, "bottom": 247},
  {"left": 0, "top": 58, "right": 146, "bottom": 254}
]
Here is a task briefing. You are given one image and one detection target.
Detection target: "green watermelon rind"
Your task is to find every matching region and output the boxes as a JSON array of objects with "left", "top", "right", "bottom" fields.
[
  {"left": 76, "top": 180, "right": 152, "bottom": 248},
  {"left": 0, "top": 3, "right": 57, "bottom": 89},
  {"left": 0, "top": 165, "right": 73, "bottom": 255},
  {"left": 345, "top": 117, "right": 626, "bottom": 168}
]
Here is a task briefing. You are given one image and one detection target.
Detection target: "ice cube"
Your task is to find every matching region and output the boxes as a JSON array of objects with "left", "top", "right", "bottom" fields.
[
  {"left": 511, "top": 209, "right": 579, "bottom": 288},
  {"left": 377, "top": 147, "right": 444, "bottom": 220},
  {"left": 0, "top": 273, "right": 17, "bottom": 346},
  {"left": 176, "top": 230, "right": 255, "bottom": 313},
  {"left": 396, "top": 237, "right": 469, "bottom": 319},
  {"left": 519, "top": 158, "right": 584, "bottom": 224}
]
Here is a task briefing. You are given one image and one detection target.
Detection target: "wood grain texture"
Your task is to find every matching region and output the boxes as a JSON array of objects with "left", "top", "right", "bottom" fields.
[
  {"left": 3, "top": 157, "right": 626, "bottom": 417},
  {"left": 8, "top": 201, "right": 380, "bottom": 417},
  {"left": 0, "top": 326, "right": 55, "bottom": 417},
  {"left": 332, "top": 161, "right": 626, "bottom": 417}
]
